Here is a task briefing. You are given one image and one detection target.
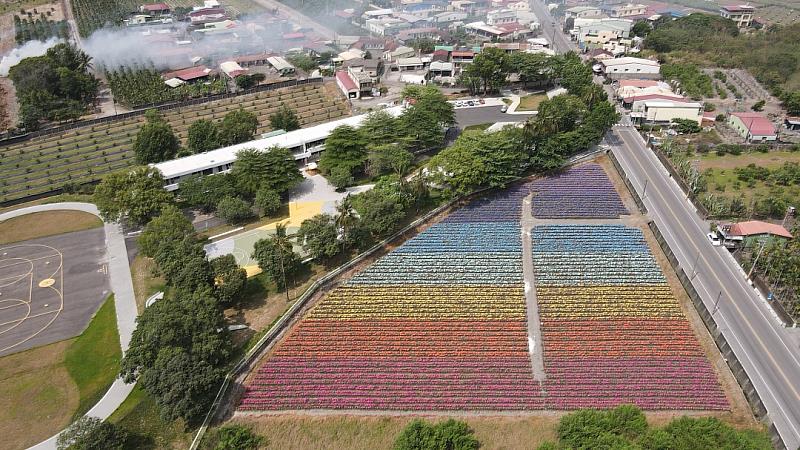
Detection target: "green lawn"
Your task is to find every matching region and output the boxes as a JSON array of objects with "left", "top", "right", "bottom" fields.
[
  {"left": 516, "top": 94, "right": 548, "bottom": 111},
  {"left": 65, "top": 295, "right": 122, "bottom": 417},
  {"left": 463, "top": 123, "right": 492, "bottom": 132},
  {"left": 109, "top": 386, "right": 193, "bottom": 449}
]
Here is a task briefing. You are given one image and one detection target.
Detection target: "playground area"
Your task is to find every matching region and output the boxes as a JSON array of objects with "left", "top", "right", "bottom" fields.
[
  {"left": 0, "top": 228, "right": 109, "bottom": 356},
  {"left": 206, "top": 174, "right": 372, "bottom": 276}
]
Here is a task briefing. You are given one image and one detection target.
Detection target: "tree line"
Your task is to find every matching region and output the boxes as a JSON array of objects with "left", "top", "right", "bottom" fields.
[{"left": 8, "top": 43, "right": 99, "bottom": 131}]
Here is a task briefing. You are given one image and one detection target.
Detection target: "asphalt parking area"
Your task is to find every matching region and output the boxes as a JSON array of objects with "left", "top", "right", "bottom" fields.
[{"left": 0, "top": 227, "right": 109, "bottom": 357}]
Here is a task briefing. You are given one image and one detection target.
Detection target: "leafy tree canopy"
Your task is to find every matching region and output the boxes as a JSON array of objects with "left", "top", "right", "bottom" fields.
[
  {"left": 214, "top": 425, "right": 264, "bottom": 450},
  {"left": 297, "top": 213, "right": 341, "bottom": 261},
  {"left": 394, "top": 419, "right": 479, "bottom": 450},
  {"left": 57, "top": 417, "right": 128, "bottom": 450},
  {"left": 216, "top": 196, "right": 254, "bottom": 224},
  {"left": 269, "top": 104, "right": 301, "bottom": 132},
  {"left": 319, "top": 125, "right": 369, "bottom": 176},
  {"left": 251, "top": 224, "right": 301, "bottom": 290},
  {"left": 219, "top": 109, "right": 259, "bottom": 145},
  {"left": 138, "top": 204, "right": 195, "bottom": 258},
  {"left": 178, "top": 173, "right": 240, "bottom": 212},
  {"left": 93, "top": 166, "right": 174, "bottom": 226},
  {"left": 232, "top": 147, "right": 303, "bottom": 197},
  {"left": 254, "top": 187, "right": 282, "bottom": 217},
  {"left": 210, "top": 254, "right": 247, "bottom": 305},
  {"left": 187, "top": 119, "right": 221, "bottom": 154},
  {"left": 134, "top": 110, "right": 180, "bottom": 164}
]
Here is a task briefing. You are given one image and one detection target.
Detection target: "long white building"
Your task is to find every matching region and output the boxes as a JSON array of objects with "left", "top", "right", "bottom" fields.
[{"left": 153, "top": 106, "right": 404, "bottom": 191}]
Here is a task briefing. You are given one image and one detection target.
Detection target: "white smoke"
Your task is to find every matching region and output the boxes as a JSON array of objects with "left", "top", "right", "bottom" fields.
[{"left": 0, "top": 37, "right": 63, "bottom": 76}]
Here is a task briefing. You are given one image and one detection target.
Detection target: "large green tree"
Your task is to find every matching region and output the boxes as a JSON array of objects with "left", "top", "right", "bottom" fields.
[
  {"left": 210, "top": 254, "right": 247, "bottom": 305},
  {"left": 215, "top": 196, "right": 253, "bottom": 224},
  {"left": 428, "top": 128, "right": 528, "bottom": 195},
  {"left": 138, "top": 205, "right": 195, "bottom": 258},
  {"left": 367, "top": 143, "right": 414, "bottom": 177},
  {"left": 461, "top": 47, "right": 510, "bottom": 94},
  {"left": 359, "top": 110, "right": 401, "bottom": 147},
  {"left": 133, "top": 110, "right": 180, "bottom": 164},
  {"left": 219, "top": 109, "right": 259, "bottom": 145},
  {"left": 231, "top": 147, "right": 303, "bottom": 197},
  {"left": 268, "top": 104, "right": 301, "bottom": 132},
  {"left": 394, "top": 419, "right": 479, "bottom": 450},
  {"left": 153, "top": 235, "right": 213, "bottom": 292},
  {"left": 178, "top": 173, "right": 239, "bottom": 212},
  {"left": 297, "top": 214, "right": 340, "bottom": 261},
  {"left": 510, "top": 52, "right": 551, "bottom": 88},
  {"left": 93, "top": 166, "right": 173, "bottom": 226},
  {"left": 318, "top": 125, "right": 369, "bottom": 176},
  {"left": 187, "top": 119, "right": 220, "bottom": 154},
  {"left": 56, "top": 417, "right": 128, "bottom": 450}
]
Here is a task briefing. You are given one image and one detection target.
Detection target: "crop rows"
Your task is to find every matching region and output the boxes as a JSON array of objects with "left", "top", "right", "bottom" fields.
[
  {"left": 0, "top": 83, "right": 348, "bottom": 203},
  {"left": 240, "top": 202, "right": 540, "bottom": 411},
  {"left": 533, "top": 224, "right": 728, "bottom": 410},
  {"left": 529, "top": 164, "right": 628, "bottom": 218}
]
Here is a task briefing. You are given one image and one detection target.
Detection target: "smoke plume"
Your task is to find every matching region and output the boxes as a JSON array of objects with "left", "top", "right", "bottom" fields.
[{"left": 0, "top": 37, "right": 63, "bottom": 76}]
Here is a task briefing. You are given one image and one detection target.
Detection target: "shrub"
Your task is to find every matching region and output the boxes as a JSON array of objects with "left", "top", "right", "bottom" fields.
[
  {"left": 254, "top": 187, "right": 281, "bottom": 217},
  {"left": 214, "top": 425, "right": 264, "bottom": 450},
  {"left": 216, "top": 196, "right": 253, "bottom": 224}
]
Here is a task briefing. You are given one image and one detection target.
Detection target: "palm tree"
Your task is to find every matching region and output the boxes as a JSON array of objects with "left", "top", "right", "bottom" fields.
[
  {"left": 272, "top": 222, "right": 294, "bottom": 300},
  {"left": 335, "top": 195, "right": 357, "bottom": 252}
]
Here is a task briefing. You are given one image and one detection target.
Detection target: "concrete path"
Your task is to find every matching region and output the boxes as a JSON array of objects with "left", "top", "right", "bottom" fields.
[
  {"left": 520, "top": 194, "right": 546, "bottom": 381},
  {"left": 0, "top": 202, "right": 137, "bottom": 450}
]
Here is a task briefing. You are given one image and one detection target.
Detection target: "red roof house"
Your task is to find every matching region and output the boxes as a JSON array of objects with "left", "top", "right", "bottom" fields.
[
  {"left": 164, "top": 65, "right": 212, "bottom": 82},
  {"left": 140, "top": 2, "right": 170, "bottom": 13},
  {"left": 728, "top": 112, "right": 776, "bottom": 141},
  {"left": 729, "top": 221, "right": 793, "bottom": 239}
]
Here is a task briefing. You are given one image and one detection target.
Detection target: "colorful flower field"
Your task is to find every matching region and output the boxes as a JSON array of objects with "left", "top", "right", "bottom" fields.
[
  {"left": 239, "top": 163, "right": 729, "bottom": 413},
  {"left": 529, "top": 164, "right": 628, "bottom": 218},
  {"left": 533, "top": 224, "right": 729, "bottom": 410},
  {"left": 240, "top": 192, "right": 546, "bottom": 411}
]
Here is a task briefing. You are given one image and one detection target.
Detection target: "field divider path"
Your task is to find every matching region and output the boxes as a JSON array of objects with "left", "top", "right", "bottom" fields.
[{"left": 521, "top": 193, "right": 546, "bottom": 381}]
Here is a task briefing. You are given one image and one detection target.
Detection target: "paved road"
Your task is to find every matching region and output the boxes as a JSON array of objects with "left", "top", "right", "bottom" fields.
[
  {"left": 456, "top": 106, "right": 534, "bottom": 128},
  {"left": 527, "top": 0, "right": 576, "bottom": 54},
  {"left": 609, "top": 122, "right": 800, "bottom": 449},
  {"left": 0, "top": 203, "right": 137, "bottom": 450}
]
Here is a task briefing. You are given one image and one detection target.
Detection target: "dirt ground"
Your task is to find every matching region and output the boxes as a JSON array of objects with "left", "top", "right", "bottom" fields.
[
  {"left": 0, "top": 210, "right": 102, "bottom": 244},
  {"left": 697, "top": 150, "right": 800, "bottom": 171},
  {"left": 0, "top": 339, "right": 79, "bottom": 450}
]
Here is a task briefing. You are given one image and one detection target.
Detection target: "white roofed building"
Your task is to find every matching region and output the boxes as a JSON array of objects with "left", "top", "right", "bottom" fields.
[
  {"left": 600, "top": 57, "right": 660, "bottom": 80},
  {"left": 154, "top": 107, "right": 406, "bottom": 190}
]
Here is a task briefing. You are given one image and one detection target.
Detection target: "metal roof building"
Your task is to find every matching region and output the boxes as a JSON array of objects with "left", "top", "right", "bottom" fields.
[{"left": 153, "top": 106, "right": 405, "bottom": 190}]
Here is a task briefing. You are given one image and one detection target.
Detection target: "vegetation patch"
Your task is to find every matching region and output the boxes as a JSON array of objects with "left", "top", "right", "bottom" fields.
[{"left": 0, "top": 210, "right": 102, "bottom": 244}]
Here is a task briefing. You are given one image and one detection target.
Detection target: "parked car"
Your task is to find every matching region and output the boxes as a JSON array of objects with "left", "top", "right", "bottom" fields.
[
  {"left": 707, "top": 232, "right": 721, "bottom": 246},
  {"left": 467, "top": 100, "right": 475, "bottom": 106},
  {"left": 501, "top": 105, "right": 508, "bottom": 113}
]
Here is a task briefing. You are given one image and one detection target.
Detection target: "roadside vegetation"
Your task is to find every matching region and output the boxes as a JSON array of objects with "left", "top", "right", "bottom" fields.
[{"left": 106, "top": 68, "right": 228, "bottom": 108}]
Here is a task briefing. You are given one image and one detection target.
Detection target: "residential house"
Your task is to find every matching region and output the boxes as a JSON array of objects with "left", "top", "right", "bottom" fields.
[
  {"left": 432, "top": 11, "right": 468, "bottom": 23},
  {"left": 451, "top": 50, "right": 475, "bottom": 69},
  {"left": 384, "top": 45, "right": 416, "bottom": 61},
  {"left": 428, "top": 61, "right": 454, "bottom": 77},
  {"left": 266, "top": 56, "right": 295, "bottom": 76},
  {"left": 397, "top": 27, "right": 440, "bottom": 42},
  {"left": 603, "top": 3, "right": 647, "bottom": 18},
  {"left": 720, "top": 4, "right": 754, "bottom": 28},
  {"left": 234, "top": 53, "right": 273, "bottom": 67},
  {"left": 600, "top": 57, "right": 660, "bottom": 79},
  {"left": 785, "top": 117, "right": 800, "bottom": 131},
  {"left": 397, "top": 57, "right": 425, "bottom": 71},
  {"left": 629, "top": 98, "right": 702, "bottom": 125},
  {"left": 483, "top": 42, "right": 523, "bottom": 53},
  {"left": 367, "top": 18, "right": 411, "bottom": 36},
  {"left": 719, "top": 221, "right": 792, "bottom": 247},
  {"left": 565, "top": 6, "right": 603, "bottom": 18},
  {"left": 508, "top": 1, "right": 529, "bottom": 11},
  {"left": 363, "top": 8, "right": 394, "bottom": 19},
  {"left": 465, "top": 21, "right": 505, "bottom": 40},
  {"left": 486, "top": 9, "right": 517, "bottom": 25},
  {"left": 219, "top": 61, "right": 248, "bottom": 78},
  {"left": 140, "top": 3, "right": 171, "bottom": 15},
  {"left": 188, "top": 7, "right": 227, "bottom": 25},
  {"left": 335, "top": 70, "right": 359, "bottom": 98},
  {"left": 343, "top": 58, "right": 385, "bottom": 79},
  {"left": 728, "top": 112, "right": 777, "bottom": 142},
  {"left": 402, "top": 2, "right": 446, "bottom": 16},
  {"left": 163, "top": 65, "right": 213, "bottom": 84}
]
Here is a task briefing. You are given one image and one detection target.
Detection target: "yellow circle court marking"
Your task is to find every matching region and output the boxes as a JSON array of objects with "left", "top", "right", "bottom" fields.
[{"left": 38, "top": 278, "right": 55, "bottom": 288}]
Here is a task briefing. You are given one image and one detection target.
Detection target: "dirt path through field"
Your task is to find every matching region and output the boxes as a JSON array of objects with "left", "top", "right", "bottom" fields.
[{"left": 520, "top": 192, "right": 546, "bottom": 381}]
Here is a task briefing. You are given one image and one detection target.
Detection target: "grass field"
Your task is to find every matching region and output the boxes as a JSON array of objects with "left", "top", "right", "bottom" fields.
[
  {"left": 65, "top": 295, "right": 122, "bottom": 417},
  {"left": 0, "top": 295, "right": 120, "bottom": 449},
  {"left": 698, "top": 151, "right": 800, "bottom": 204},
  {"left": 516, "top": 94, "right": 547, "bottom": 111},
  {"left": 0, "top": 210, "right": 102, "bottom": 244},
  {"left": 0, "top": 83, "right": 349, "bottom": 204},
  {"left": 109, "top": 385, "right": 194, "bottom": 450}
]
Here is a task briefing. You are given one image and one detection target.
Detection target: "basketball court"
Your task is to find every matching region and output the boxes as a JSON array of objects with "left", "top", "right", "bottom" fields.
[{"left": 0, "top": 228, "right": 110, "bottom": 357}]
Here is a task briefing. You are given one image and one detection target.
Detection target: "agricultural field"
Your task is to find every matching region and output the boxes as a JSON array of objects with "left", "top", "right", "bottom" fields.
[
  {"left": 165, "top": 0, "right": 265, "bottom": 16},
  {"left": 0, "top": 82, "right": 349, "bottom": 204},
  {"left": 238, "top": 163, "right": 735, "bottom": 415}
]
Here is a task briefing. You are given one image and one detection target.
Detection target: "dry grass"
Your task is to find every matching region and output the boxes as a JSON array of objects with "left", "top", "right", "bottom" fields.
[
  {"left": 0, "top": 340, "right": 79, "bottom": 450},
  {"left": 130, "top": 255, "right": 165, "bottom": 313},
  {"left": 697, "top": 150, "right": 800, "bottom": 171},
  {"left": 0, "top": 210, "right": 102, "bottom": 244},
  {"left": 230, "top": 414, "right": 559, "bottom": 450},
  {"left": 516, "top": 94, "right": 548, "bottom": 111}
]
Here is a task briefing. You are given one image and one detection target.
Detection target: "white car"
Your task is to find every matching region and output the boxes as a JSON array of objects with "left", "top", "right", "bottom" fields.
[
  {"left": 707, "top": 232, "right": 721, "bottom": 246},
  {"left": 454, "top": 101, "right": 466, "bottom": 108}
]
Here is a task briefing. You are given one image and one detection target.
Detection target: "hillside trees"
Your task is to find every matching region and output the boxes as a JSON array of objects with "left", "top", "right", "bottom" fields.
[
  {"left": 319, "top": 125, "right": 369, "bottom": 180},
  {"left": 134, "top": 110, "right": 180, "bottom": 163},
  {"left": 9, "top": 43, "right": 99, "bottom": 130},
  {"left": 210, "top": 254, "right": 247, "bottom": 305},
  {"left": 137, "top": 204, "right": 194, "bottom": 258},
  {"left": 461, "top": 47, "right": 510, "bottom": 94},
  {"left": 231, "top": 147, "right": 303, "bottom": 197},
  {"left": 252, "top": 223, "right": 301, "bottom": 290},
  {"left": 297, "top": 213, "right": 341, "bottom": 261}
]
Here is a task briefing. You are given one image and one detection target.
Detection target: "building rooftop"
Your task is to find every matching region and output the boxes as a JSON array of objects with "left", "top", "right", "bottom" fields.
[
  {"left": 153, "top": 106, "right": 405, "bottom": 179},
  {"left": 141, "top": 3, "right": 170, "bottom": 12},
  {"left": 721, "top": 4, "right": 754, "bottom": 12},
  {"left": 619, "top": 79, "right": 662, "bottom": 88},
  {"left": 730, "top": 112, "right": 775, "bottom": 136},
  {"left": 335, "top": 71, "right": 358, "bottom": 91},
  {"left": 730, "top": 221, "right": 792, "bottom": 239},
  {"left": 164, "top": 65, "right": 212, "bottom": 81},
  {"left": 624, "top": 93, "right": 687, "bottom": 103},
  {"left": 601, "top": 57, "right": 659, "bottom": 67}
]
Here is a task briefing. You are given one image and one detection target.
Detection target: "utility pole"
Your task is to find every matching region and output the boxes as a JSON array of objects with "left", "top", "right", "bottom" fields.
[{"left": 747, "top": 240, "right": 766, "bottom": 280}]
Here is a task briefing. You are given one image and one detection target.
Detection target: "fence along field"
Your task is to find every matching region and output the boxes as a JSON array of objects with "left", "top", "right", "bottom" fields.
[
  {"left": 239, "top": 163, "right": 730, "bottom": 412},
  {"left": 0, "top": 83, "right": 349, "bottom": 204}
]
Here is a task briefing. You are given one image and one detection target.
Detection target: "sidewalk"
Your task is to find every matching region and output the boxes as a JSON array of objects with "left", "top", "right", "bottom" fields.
[{"left": 0, "top": 203, "right": 137, "bottom": 450}]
